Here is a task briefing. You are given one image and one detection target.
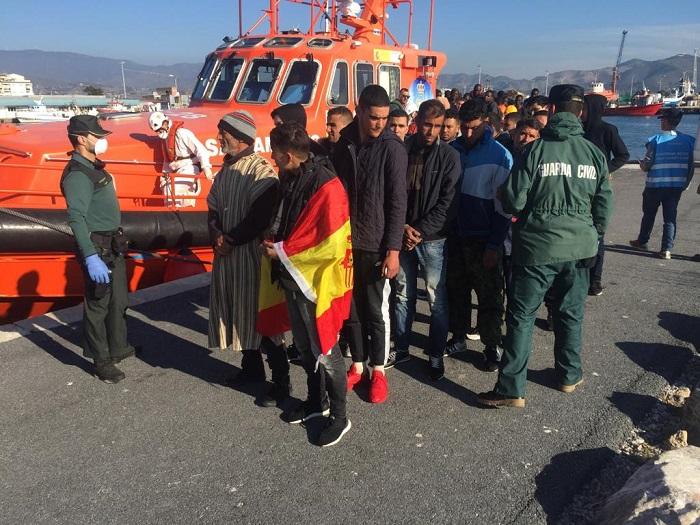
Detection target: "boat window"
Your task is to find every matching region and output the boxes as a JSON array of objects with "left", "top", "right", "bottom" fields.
[
  {"left": 308, "top": 38, "right": 333, "bottom": 48},
  {"left": 354, "top": 63, "right": 374, "bottom": 103},
  {"left": 264, "top": 36, "right": 304, "bottom": 48},
  {"left": 328, "top": 61, "right": 349, "bottom": 106},
  {"left": 279, "top": 60, "right": 320, "bottom": 105},
  {"left": 232, "top": 37, "right": 265, "bottom": 48},
  {"left": 378, "top": 64, "right": 401, "bottom": 101},
  {"left": 208, "top": 57, "right": 245, "bottom": 101},
  {"left": 191, "top": 55, "right": 218, "bottom": 101},
  {"left": 238, "top": 58, "right": 283, "bottom": 103}
]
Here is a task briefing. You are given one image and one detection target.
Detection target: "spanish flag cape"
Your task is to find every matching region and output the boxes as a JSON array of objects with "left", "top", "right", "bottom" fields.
[{"left": 257, "top": 176, "right": 353, "bottom": 355}]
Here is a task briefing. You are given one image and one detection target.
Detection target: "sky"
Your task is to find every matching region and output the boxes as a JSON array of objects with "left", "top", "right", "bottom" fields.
[{"left": 1, "top": 0, "right": 698, "bottom": 78}]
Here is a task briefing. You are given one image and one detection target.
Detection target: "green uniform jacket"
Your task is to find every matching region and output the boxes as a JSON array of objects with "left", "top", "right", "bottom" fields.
[
  {"left": 62, "top": 153, "right": 121, "bottom": 258},
  {"left": 501, "top": 112, "right": 614, "bottom": 266}
]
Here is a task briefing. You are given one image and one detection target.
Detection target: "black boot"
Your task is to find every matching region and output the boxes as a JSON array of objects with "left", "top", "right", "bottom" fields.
[
  {"left": 260, "top": 338, "right": 292, "bottom": 406},
  {"left": 94, "top": 362, "right": 125, "bottom": 384},
  {"left": 229, "top": 349, "right": 266, "bottom": 385}
]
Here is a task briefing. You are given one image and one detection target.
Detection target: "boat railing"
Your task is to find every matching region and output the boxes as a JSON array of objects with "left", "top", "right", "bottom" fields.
[{"left": 0, "top": 155, "right": 221, "bottom": 209}]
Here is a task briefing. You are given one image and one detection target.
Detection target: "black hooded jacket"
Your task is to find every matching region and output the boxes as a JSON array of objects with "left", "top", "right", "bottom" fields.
[
  {"left": 332, "top": 119, "right": 408, "bottom": 252},
  {"left": 583, "top": 94, "right": 630, "bottom": 173}
]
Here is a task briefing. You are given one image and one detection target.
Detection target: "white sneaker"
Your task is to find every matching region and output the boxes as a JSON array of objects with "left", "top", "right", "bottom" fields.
[
  {"left": 659, "top": 251, "right": 671, "bottom": 260},
  {"left": 465, "top": 327, "right": 481, "bottom": 341}
]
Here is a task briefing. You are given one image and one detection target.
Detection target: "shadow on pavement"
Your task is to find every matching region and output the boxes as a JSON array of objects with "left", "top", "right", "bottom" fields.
[
  {"left": 616, "top": 341, "right": 694, "bottom": 383},
  {"left": 606, "top": 244, "right": 697, "bottom": 262},
  {"left": 608, "top": 390, "right": 660, "bottom": 427},
  {"left": 535, "top": 447, "right": 618, "bottom": 524},
  {"left": 26, "top": 325, "right": 93, "bottom": 375},
  {"left": 657, "top": 311, "right": 699, "bottom": 351}
]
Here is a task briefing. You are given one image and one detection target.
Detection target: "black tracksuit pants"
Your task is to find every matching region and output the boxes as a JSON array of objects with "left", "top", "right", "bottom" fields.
[{"left": 346, "top": 249, "right": 391, "bottom": 367}]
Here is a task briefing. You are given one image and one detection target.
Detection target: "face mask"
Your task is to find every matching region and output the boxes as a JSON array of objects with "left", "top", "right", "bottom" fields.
[
  {"left": 93, "top": 138, "right": 108, "bottom": 156},
  {"left": 158, "top": 130, "right": 169, "bottom": 139}
]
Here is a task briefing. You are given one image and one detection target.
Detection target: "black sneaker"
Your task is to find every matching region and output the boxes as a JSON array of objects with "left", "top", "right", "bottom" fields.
[
  {"left": 444, "top": 337, "right": 467, "bottom": 357},
  {"left": 111, "top": 345, "right": 140, "bottom": 364},
  {"left": 428, "top": 356, "right": 444, "bottom": 381},
  {"left": 545, "top": 310, "right": 554, "bottom": 332},
  {"left": 588, "top": 281, "right": 604, "bottom": 296},
  {"left": 385, "top": 350, "right": 410, "bottom": 369},
  {"left": 259, "top": 382, "right": 292, "bottom": 408},
  {"left": 286, "top": 342, "right": 302, "bottom": 363},
  {"left": 281, "top": 401, "right": 330, "bottom": 424},
  {"left": 94, "top": 362, "right": 125, "bottom": 384},
  {"left": 483, "top": 346, "right": 503, "bottom": 372},
  {"left": 317, "top": 417, "right": 352, "bottom": 447}
]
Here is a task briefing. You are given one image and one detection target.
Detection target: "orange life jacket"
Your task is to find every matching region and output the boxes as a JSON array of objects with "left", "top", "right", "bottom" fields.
[{"left": 161, "top": 120, "right": 185, "bottom": 163}]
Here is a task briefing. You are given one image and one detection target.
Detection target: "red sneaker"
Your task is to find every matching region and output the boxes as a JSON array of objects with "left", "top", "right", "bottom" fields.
[
  {"left": 346, "top": 367, "right": 364, "bottom": 392},
  {"left": 369, "top": 370, "right": 388, "bottom": 404}
]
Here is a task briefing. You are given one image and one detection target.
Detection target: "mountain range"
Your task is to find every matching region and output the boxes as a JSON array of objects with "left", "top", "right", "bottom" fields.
[{"left": 0, "top": 49, "right": 696, "bottom": 96}]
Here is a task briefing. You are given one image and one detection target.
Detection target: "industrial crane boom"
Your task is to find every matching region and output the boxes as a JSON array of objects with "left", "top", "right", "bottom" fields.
[{"left": 611, "top": 29, "right": 628, "bottom": 96}]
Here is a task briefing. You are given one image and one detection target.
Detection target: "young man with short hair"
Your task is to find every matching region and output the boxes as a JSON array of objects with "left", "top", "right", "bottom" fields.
[
  {"left": 321, "top": 106, "right": 354, "bottom": 155},
  {"left": 391, "top": 87, "right": 418, "bottom": 121},
  {"left": 388, "top": 100, "right": 460, "bottom": 379},
  {"left": 441, "top": 108, "right": 461, "bottom": 144},
  {"left": 389, "top": 108, "right": 410, "bottom": 142},
  {"left": 333, "top": 85, "right": 408, "bottom": 404},
  {"left": 263, "top": 122, "right": 352, "bottom": 447},
  {"left": 446, "top": 98, "right": 513, "bottom": 372}
]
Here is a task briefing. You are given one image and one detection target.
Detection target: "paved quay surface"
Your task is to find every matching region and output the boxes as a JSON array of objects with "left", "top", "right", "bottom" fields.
[{"left": 1, "top": 167, "right": 698, "bottom": 524}]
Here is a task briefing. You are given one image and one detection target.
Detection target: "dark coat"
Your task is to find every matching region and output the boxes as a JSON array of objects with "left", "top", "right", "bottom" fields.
[
  {"left": 332, "top": 119, "right": 408, "bottom": 252},
  {"left": 583, "top": 94, "right": 630, "bottom": 173},
  {"left": 403, "top": 134, "right": 461, "bottom": 240}
]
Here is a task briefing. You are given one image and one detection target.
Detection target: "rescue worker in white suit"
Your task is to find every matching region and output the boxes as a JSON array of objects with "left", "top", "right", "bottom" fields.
[{"left": 148, "top": 111, "right": 213, "bottom": 207}]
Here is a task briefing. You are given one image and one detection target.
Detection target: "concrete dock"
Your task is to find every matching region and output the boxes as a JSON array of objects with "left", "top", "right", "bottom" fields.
[{"left": 1, "top": 167, "right": 698, "bottom": 524}]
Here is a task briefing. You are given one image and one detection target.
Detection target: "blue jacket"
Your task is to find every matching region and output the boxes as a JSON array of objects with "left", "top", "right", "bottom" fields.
[
  {"left": 451, "top": 129, "right": 513, "bottom": 249},
  {"left": 644, "top": 131, "right": 695, "bottom": 189}
]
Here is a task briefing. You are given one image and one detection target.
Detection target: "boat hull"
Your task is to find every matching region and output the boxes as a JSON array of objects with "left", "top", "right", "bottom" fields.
[{"left": 603, "top": 103, "right": 663, "bottom": 116}]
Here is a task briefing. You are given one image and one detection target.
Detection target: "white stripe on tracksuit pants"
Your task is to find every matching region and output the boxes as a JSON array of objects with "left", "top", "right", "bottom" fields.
[{"left": 347, "top": 249, "right": 392, "bottom": 367}]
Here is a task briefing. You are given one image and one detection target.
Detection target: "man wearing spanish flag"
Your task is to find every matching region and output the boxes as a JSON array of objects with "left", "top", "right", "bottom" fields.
[{"left": 260, "top": 123, "right": 352, "bottom": 448}]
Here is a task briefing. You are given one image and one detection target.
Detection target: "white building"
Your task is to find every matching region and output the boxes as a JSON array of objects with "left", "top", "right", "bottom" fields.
[{"left": 0, "top": 74, "right": 34, "bottom": 96}]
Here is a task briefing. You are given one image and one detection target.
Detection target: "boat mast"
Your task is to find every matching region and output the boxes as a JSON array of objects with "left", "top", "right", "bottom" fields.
[
  {"left": 693, "top": 48, "right": 698, "bottom": 89},
  {"left": 611, "top": 29, "right": 628, "bottom": 96}
]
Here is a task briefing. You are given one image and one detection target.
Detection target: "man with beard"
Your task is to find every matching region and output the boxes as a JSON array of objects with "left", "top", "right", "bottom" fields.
[{"left": 207, "top": 111, "right": 289, "bottom": 398}]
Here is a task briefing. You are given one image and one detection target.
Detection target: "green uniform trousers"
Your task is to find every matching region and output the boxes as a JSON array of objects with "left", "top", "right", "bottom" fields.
[
  {"left": 82, "top": 254, "right": 133, "bottom": 365},
  {"left": 495, "top": 260, "right": 590, "bottom": 398},
  {"left": 447, "top": 237, "right": 504, "bottom": 348}
]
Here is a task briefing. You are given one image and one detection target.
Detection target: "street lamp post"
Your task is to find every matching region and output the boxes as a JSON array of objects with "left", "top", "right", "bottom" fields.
[
  {"left": 545, "top": 70, "right": 549, "bottom": 94},
  {"left": 168, "top": 74, "right": 178, "bottom": 95},
  {"left": 477, "top": 65, "right": 482, "bottom": 86}
]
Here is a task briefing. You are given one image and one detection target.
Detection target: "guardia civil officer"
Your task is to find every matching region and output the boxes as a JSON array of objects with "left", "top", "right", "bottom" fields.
[
  {"left": 477, "top": 85, "right": 614, "bottom": 408},
  {"left": 61, "top": 115, "right": 136, "bottom": 384}
]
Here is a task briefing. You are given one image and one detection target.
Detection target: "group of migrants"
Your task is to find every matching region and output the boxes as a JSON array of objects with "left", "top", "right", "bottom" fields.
[{"left": 61, "top": 80, "right": 695, "bottom": 447}]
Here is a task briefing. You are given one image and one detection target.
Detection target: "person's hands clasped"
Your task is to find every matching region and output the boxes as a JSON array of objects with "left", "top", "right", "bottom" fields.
[{"left": 214, "top": 234, "right": 233, "bottom": 256}]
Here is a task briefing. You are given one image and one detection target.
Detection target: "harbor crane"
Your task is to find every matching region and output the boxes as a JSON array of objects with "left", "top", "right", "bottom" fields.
[{"left": 611, "top": 29, "right": 628, "bottom": 96}]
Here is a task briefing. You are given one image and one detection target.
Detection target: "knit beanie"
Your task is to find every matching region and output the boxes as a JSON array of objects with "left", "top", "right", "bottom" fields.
[{"left": 218, "top": 111, "right": 256, "bottom": 145}]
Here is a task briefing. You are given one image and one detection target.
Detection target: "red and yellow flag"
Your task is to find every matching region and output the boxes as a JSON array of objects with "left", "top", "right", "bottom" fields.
[{"left": 257, "top": 177, "right": 352, "bottom": 355}]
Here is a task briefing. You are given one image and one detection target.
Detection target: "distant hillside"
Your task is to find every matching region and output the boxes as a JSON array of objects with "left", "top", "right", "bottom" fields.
[
  {"left": 0, "top": 49, "right": 695, "bottom": 98},
  {"left": 0, "top": 50, "right": 202, "bottom": 95},
  {"left": 440, "top": 54, "right": 696, "bottom": 95}
]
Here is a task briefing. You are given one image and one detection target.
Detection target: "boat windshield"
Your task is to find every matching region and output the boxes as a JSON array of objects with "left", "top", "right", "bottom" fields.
[
  {"left": 192, "top": 55, "right": 218, "bottom": 100},
  {"left": 238, "top": 58, "right": 283, "bottom": 103},
  {"left": 208, "top": 57, "right": 245, "bottom": 101},
  {"left": 279, "top": 60, "right": 319, "bottom": 105}
]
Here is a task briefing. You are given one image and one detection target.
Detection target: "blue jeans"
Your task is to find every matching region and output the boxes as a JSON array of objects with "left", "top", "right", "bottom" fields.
[
  {"left": 393, "top": 239, "right": 449, "bottom": 358},
  {"left": 638, "top": 188, "right": 683, "bottom": 251}
]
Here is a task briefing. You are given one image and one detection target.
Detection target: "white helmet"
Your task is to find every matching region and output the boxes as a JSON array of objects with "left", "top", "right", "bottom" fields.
[{"left": 148, "top": 111, "right": 169, "bottom": 132}]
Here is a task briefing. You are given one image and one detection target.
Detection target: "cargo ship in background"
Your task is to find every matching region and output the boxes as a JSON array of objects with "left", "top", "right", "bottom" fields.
[
  {"left": 0, "top": 0, "right": 445, "bottom": 324},
  {"left": 604, "top": 86, "right": 664, "bottom": 116}
]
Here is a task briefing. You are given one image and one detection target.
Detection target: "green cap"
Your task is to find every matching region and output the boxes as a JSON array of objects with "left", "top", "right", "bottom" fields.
[{"left": 67, "top": 115, "right": 111, "bottom": 137}]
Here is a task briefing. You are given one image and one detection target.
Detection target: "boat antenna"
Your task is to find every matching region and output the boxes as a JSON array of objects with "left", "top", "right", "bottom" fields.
[
  {"left": 693, "top": 48, "right": 698, "bottom": 89},
  {"left": 238, "top": 0, "right": 243, "bottom": 37}
]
